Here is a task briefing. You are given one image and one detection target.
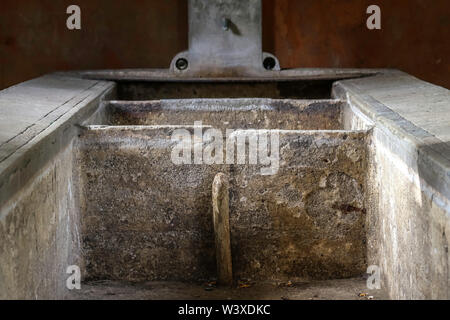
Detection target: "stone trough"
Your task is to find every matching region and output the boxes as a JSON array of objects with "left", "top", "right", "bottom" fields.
[
  {"left": 1, "top": 0, "right": 449, "bottom": 300},
  {"left": 76, "top": 96, "right": 371, "bottom": 283},
  {"left": 1, "top": 70, "right": 449, "bottom": 300}
]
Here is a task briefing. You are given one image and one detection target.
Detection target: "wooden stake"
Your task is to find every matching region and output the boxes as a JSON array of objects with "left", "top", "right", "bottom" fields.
[{"left": 212, "top": 173, "right": 233, "bottom": 286}]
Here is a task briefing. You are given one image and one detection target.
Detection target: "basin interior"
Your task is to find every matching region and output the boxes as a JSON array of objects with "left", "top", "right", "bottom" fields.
[
  {"left": 115, "top": 79, "right": 337, "bottom": 100},
  {"left": 101, "top": 98, "right": 344, "bottom": 129},
  {"left": 71, "top": 79, "right": 375, "bottom": 298}
]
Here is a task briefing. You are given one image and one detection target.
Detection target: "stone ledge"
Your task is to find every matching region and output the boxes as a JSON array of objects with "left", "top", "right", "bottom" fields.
[
  {"left": 0, "top": 74, "right": 114, "bottom": 208},
  {"left": 333, "top": 73, "right": 450, "bottom": 205}
]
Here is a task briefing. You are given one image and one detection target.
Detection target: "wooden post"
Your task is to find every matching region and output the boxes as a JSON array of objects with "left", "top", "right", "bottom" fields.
[{"left": 212, "top": 173, "right": 233, "bottom": 286}]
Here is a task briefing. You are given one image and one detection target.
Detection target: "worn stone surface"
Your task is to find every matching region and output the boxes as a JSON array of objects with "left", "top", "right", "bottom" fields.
[
  {"left": 2, "top": 69, "right": 448, "bottom": 300},
  {"left": 67, "top": 277, "right": 388, "bottom": 300},
  {"left": 363, "top": 126, "right": 450, "bottom": 299},
  {"left": 334, "top": 76, "right": 450, "bottom": 299},
  {"left": 229, "top": 131, "right": 368, "bottom": 280},
  {"left": 104, "top": 99, "right": 343, "bottom": 130},
  {"left": 0, "top": 75, "right": 112, "bottom": 299},
  {"left": 0, "top": 75, "right": 114, "bottom": 208},
  {"left": 77, "top": 127, "right": 219, "bottom": 282},
  {"left": 0, "top": 143, "right": 82, "bottom": 299},
  {"left": 77, "top": 126, "right": 369, "bottom": 282}
]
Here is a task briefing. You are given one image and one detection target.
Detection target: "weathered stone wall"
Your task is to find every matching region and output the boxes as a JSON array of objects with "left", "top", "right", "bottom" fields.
[
  {"left": 0, "top": 143, "right": 82, "bottom": 299},
  {"left": 364, "top": 127, "right": 450, "bottom": 299},
  {"left": 104, "top": 99, "right": 343, "bottom": 130},
  {"left": 334, "top": 76, "right": 450, "bottom": 299},
  {"left": 77, "top": 126, "right": 369, "bottom": 282},
  {"left": 2, "top": 71, "right": 447, "bottom": 299},
  {"left": 229, "top": 131, "right": 369, "bottom": 280},
  {"left": 0, "top": 75, "right": 114, "bottom": 299},
  {"left": 76, "top": 127, "right": 219, "bottom": 281}
]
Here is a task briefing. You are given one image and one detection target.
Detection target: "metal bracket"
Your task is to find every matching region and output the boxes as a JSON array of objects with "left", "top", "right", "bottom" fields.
[{"left": 170, "top": 0, "right": 279, "bottom": 76}]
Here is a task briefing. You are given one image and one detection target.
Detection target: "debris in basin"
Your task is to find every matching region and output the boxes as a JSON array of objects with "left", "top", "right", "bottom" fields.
[
  {"left": 238, "top": 280, "right": 253, "bottom": 289},
  {"left": 203, "top": 281, "right": 217, "bottom": 291},
  {"left": 358, "top": 292, "right": 368, "bottom": 297},
  {"left": 358, "top": 292, "right": 376, "bottom": 300},
  {"left": 278, "top": 280, "right": 295, "bottom": 287}
]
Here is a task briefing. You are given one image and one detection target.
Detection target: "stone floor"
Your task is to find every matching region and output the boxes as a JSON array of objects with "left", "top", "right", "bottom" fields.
[{"left": 68, "top": 277, "right": 388, "bottom": 300}]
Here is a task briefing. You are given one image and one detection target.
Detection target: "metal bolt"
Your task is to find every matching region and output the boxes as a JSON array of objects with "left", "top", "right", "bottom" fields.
[
  {"left": 222, "top": 17, "right": 230, "bottom": 31},
  {"left": 175, "top": 58, "right": 188, "bottom": 71},
  {"left": 263, "top": 57, "right": 276, "bottom": 70}
]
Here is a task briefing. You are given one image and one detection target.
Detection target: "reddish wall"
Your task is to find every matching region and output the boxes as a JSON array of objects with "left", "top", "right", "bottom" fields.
[
  {"left": 1, "top": 0, "right": 448, "bottom": 89},
  {"left": 263, "top": 0, "right": 449, "bottom": 88}
]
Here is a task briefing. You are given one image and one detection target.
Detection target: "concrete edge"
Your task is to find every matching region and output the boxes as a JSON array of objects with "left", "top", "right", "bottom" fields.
[
  {"left": 333, "top": 75, "right": 450, "bottom": 210},
  {"left": 0, "top": 76, "right": 115, "bottom": 209},
  {"left": 56, "top": 68, "right": 400, "bottom": 82}
]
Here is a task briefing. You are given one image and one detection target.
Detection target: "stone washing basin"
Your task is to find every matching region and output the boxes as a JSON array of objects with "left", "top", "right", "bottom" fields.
[
  {"left": 75, "top": 93, "right": 372, "bottom": 283},
  {"left": 4, "top": 70, "right": 447, "bottom": 300}
]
